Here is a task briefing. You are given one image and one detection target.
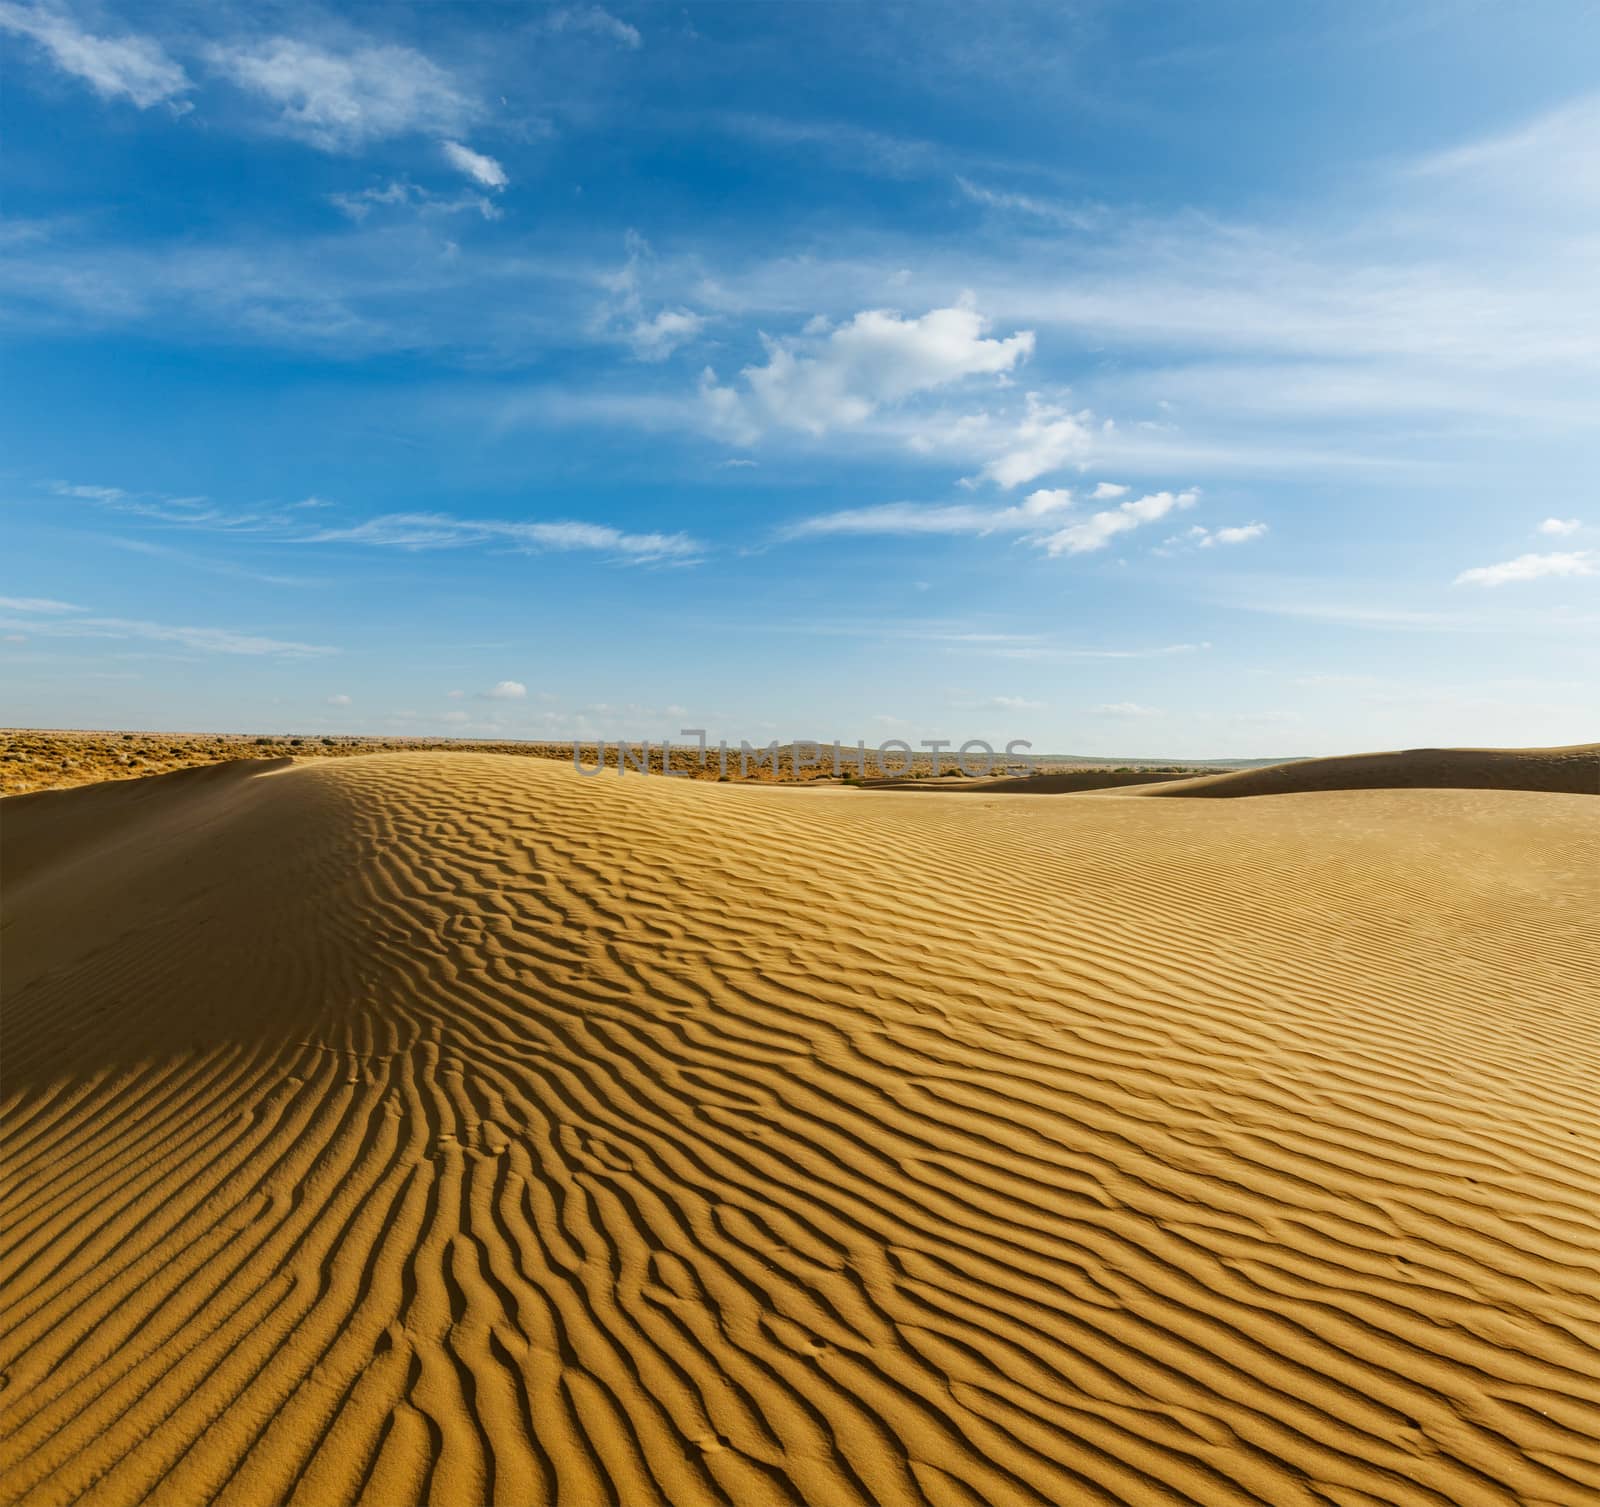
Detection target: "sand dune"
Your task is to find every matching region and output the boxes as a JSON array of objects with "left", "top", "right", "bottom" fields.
[
  {"left": 859, "top": 771, "right": 1197, "bottom": 794},
  {"left": 1141, "top": 742, "right": 1600, "bottom": 799},
  {"left": 3, "top": 752, "right": 1598, "bottom": 1506}
]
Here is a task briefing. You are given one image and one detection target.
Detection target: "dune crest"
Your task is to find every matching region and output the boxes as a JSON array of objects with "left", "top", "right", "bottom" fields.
[
  {"left": 3, "top": 753, "right": 1598, "bottom": 1506},
  {"left": 1141, "top": 741, "right": 1599, "bottom": 799}
]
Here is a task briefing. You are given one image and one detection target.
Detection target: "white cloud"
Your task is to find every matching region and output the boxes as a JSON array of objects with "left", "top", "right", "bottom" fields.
[
  {"left": 51, "top": 481, "right": 129, "bottom": 502},
  {"left": 302, "top": 510, "right": 701, "bottom": 562},
  {"left": 702, "top": 303, "right": 1034, "bottom": 440},
  {"left": 549, "top": 6, "right": 642, "bottom": 49},
  {"left": 1089, "top": 482, "right": 1129, "bottom": 500},
  {"left": 326, "top": 692, "right": 352, "bottom": 706},
  {"left": 1039, "top": 489, "right": 1199, "bottom": 556},
  {"left": 1410, "top": 92, "right": 1600, "bottom": 209},
  {"left": 447, "top": 689, "right": 465, "bottom": 699},
  {"left": 782, "top": 485, "right": 1080, "bottom": 541},
  {"left": 207, "top": 38, "right": 476, "bottom": 152},
  {"left": 1454, "top": 550, "right": 1598, "bottom": 587},
  {"left": 485, "top": 680, "right": 527, "bottom": 700},
  {"left": 1538, "top": 517, "right": 1582, "bottom": 536},
  {"left": 596, "top": 233, "right": 705, "bottom": 362},
  {"left": 1195, "top": 521, "right": 1268, "bottom": 547},
  {"left": 0, "top": 610, "right": 334, "bottom": 655},
  {"left": 990, "top": 695, "right": 1045, "bottom": 710},
  {"left": 1093, "top": 702, "right": 1160, "bottom": 718},
  {"left": 975, "top": 393, "right": 1096, "bottom": 488},
  {"left": 440, "top": 139, "right": 507, "bottom": 189},
  {"left": 329, "top": 179, "right": 501, "bottom": 221},
  {"left": 955, "top": 177, "right": 1108, "bottom": 232},
  {"left": 0, "top": 2, "right": 190, "bottom": 108},
  {"left": 629, "top": 308, "right": 704, "bottom": 361},
  {"left": 0, "top": 594, "right": 82, "bottom": 612},
  {"left": 1207, "top": 522, "right": 1268, "bottom": 546}
]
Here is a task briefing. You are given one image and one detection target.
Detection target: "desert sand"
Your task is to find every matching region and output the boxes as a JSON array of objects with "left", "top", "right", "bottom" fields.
[
  {"left": 1141, "top": 743, "right": 1600, "bottom": 799},
  {"left": 3, "top": 749, "right": 1598, "bottom": 1506}
]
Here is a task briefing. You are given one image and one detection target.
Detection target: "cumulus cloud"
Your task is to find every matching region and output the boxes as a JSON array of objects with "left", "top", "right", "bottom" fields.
[
  {"left": 1538, "top": 516, "right": 1582, "bottom": 536},
  {"left": 702, "top": 303, "right": 1034, "bottom": 441},
  {"left": 1207, "top": 522, "right": 1268, "bottom": 546},
  {"left": 975, "top": 393, "right": 1096, "bottom": 488},
  {"left": 1039, "top": 489, "right": 1199, "bottom": 556},
  {"left": 1454, "top": 550, "right": 1598, "bottom": 587},
  {"left": 207, "top": 38, "right": 476, "bottom": 152},
  {"left": 596, "top": 233, "right": 706, "bottom": 362},
  {"left": 440, "top": 139, "right": 507, "bottom": 189},
  {"left": 326, "top": 692, "right": 352, "bottom": 706},
  {"left": 303, "top": 510, "right": 700, "bottom": 563},
  {"left": 549, "top": 6, "right": 642, "bottom": 49},
  {"left": 1174, "top": 521, "right": 1269, "bottom": 549},
  {"left": 629, "top": 308, "right": 704, "bottom": 361},
  {"left": 990, "top": 694, "right": 1045, "bottom": 710},
  {"left": 0, "top": 2, "right": 190, "bottom": 108},
  {"left": 485, "top": 680, "right": 527, "bottom": 700}
]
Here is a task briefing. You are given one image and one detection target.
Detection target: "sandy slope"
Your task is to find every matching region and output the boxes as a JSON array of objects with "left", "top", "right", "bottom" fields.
[
  {"left": 3, "top": 753, "right": 1597, "bottom": 1507},
  {"left": 1141, "top": 743, "right": 1600, "bottom": 799}
]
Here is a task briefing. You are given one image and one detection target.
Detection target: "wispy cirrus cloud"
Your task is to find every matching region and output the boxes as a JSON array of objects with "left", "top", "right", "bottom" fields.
[
  {"left": 548, "top": 6, "right": 642, "bottom": 50},
  {"left": 955, "top": 176, "right": 1109, "bottom": 233},
  {"left": 206, "top": 36, "right": 480, "bottom": 152},
  {"left": 303, "top": 511, "right": 701, "bottom": 563},
  {"left": 782, "top": 484, "right": 1201, "bottom": 559},
  {"left": 49, "top": 480, "right": 701, "bottom": 566},
  {"left": 1093, "top": 701, "right": 1161, "bottom": 718},
  {"left": 780, "top": 486, "right": 1075, "bottom": 540},
  {"left": 0, "top": 1, "right": 191, "bottom": 109},
  {"left": 1038, "top": 489, "right": 1198, "bottom": 556},
  {"left": 0, "top": 594, "right": 82, "bottom": 613},
  {"left": 0, "top": 598, "right": 334, "bottom": 656}
]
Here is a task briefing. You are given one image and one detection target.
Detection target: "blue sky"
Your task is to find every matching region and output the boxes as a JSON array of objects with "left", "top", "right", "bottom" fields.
[{"left": 3, "top": 0, "right": 1596, "bottom": 757}]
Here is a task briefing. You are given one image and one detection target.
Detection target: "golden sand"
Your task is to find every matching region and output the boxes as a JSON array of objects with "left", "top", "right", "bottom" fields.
[{"left": 3, "top": 751, "right": 1597, "bottom": 1505}]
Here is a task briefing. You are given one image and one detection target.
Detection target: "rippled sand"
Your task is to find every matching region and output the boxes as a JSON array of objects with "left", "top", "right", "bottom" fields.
[{"left": 3, "top": 752, "right": 1597, "bottom": 1506}]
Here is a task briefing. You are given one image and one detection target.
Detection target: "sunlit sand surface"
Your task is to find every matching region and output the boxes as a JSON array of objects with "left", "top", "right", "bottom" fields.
[{"left": 4, "top": 751, "right": 1597, "bottom": 1505}]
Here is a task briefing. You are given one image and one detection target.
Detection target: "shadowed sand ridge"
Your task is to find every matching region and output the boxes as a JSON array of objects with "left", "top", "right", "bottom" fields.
[
  {"left": 1140, "top": 742, "right": 1600, "bottom": 799},
  {"left": 3, "top": 753, "right": 1598, "bottom": 1506}
]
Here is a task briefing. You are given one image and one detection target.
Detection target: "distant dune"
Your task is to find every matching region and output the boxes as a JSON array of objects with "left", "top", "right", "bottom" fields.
[
  {"left": 3, "top": 753, "right": 1597, "bottom": 1505},
  {"left": 860, "top": 769, "right": 1197, "bottom": 793},
  {"left": 1140, "top": 741, "right": 1599, "bottom": 798}
]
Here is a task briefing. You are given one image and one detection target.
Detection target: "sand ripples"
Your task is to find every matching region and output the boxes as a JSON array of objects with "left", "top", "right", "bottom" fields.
[{"left": 3, "top": 755, "right": 1597, "bottom": 1505}]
